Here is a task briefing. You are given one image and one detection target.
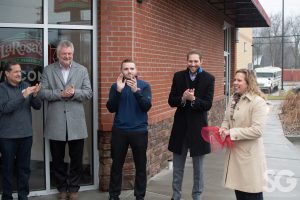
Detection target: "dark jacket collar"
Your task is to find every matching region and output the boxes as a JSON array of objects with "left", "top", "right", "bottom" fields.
[
  {"left": 184, "top": 68, "right": 203, "bottom": 89},
  {"left": 4, "top": 80, "right": 23, "bottom": 88}
]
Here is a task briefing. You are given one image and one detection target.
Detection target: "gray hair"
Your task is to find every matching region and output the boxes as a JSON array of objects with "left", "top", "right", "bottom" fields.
[{"left": 56, "top": 40, "right": 74, "bottom": 55}]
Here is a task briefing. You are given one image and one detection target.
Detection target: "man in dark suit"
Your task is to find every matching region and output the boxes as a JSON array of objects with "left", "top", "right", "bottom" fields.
[
  {"left": 168, "top": 49, "right": 215, "bottom": 200},
  {"left": 39, "top": 40, "right": 92, "bottom": 200}
]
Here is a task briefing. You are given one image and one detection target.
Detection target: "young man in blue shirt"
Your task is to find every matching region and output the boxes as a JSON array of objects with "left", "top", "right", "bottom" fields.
[{"left": 107, "top": 59, "right": 152, "bottom": 200}]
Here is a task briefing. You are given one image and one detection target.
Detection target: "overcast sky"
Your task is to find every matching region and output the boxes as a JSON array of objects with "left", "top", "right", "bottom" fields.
[{"left": 259, "top": 0, "right": 300, "bottom": 16}]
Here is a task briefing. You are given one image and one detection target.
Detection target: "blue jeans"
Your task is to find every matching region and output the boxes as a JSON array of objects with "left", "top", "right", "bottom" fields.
[
  {"left": 0, "top": 137, "right": 32, "bottom": 200},
  {"left": 172, "top": 143, "right": 204, "bottom": 200}
]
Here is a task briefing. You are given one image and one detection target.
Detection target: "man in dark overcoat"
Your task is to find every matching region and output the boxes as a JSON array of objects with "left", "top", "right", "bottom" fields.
[{"left": 168, "top": 49, "right": 215, "bottom": 200}]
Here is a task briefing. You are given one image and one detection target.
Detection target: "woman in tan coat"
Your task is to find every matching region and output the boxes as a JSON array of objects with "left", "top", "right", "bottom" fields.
[{"left": 219, "top": 69, "right": 268, "bottom": 200}]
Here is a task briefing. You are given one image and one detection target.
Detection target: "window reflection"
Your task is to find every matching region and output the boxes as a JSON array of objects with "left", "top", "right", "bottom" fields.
[
  {"left": 48, "top": 0, "right": 92, "bottom": 25},
  {"left": 0, "top": 28, "right": 43, "bottom": 85},
  {"left": 0, "top": 0, "right": 42, "bottom": 24}
]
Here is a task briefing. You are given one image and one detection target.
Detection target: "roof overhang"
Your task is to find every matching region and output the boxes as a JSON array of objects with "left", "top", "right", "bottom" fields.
[{"left": 207, "top": 0, "right": 271, "bottom": 27}]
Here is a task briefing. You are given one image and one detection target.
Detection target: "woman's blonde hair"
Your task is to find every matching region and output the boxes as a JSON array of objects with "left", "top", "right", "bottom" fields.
[{"left": 235, "top": 68, "right": 266, "bottom": 100}]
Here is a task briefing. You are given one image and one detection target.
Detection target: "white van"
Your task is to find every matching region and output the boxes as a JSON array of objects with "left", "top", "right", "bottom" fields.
[{"left": 255, "top": 66, "right": 282, "bottom": 93}]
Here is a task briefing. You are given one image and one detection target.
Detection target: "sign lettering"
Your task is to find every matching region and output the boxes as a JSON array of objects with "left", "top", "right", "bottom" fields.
[{"left": 0, "top": 40, "right": 43, "bottom": 59}]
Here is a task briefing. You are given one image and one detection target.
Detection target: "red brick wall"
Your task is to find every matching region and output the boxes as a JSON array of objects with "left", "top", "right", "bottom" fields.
[
  {"left": 98, "top": 0, "right": 230, "bottom": 191},
  {"left": 283, "top": 69, "right": 300, "bottom": 81},
  {"left": 99, "top": 0, "right": 135, "bottom": 131},
  {"left": 134, "top": 0, "right": 225, "bottom": 108}
]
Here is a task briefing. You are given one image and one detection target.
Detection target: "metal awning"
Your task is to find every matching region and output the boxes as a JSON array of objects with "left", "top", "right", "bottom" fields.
[{"left": 207, "top": 0, "right": 271, "bottom": 27}]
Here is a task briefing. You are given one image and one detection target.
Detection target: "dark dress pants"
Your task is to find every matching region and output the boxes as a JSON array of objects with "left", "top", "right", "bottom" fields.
[
  {"left": 0, "top": 137, "right": 32, "bottom": 200},
  {"left": 50, "top": 139, "right": 84, "bottom": 192},
  {"left": 235, "top": 190, "right": 263, "bottom": 200},
  {"left": 109, "top": 128, "right": 148, "bottom": 200}
]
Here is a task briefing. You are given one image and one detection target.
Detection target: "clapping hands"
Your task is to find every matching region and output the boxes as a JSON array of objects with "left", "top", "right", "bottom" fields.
[
  {"left": 182, "top": 88, "right": 195, "bottom": 101},
  {"left": 61, "top": 84, "right": 75, "bottom": 98},
  {"left": 116, "top": 73, "right": 137, "bottom": 93},
  {"left": 22, "top": 83, "right": 41, "bottom": 98},
  {"left": 126, "top": 76, "right": 137, "bottom": 92}
]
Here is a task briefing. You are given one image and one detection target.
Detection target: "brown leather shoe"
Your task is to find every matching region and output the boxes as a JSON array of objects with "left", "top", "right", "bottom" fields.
[
  {"left": 69, "top": 192, "right": 79, "bottom": 200},
  {"left": 58, "top": 192, "right": 68, "bottom": 200}
]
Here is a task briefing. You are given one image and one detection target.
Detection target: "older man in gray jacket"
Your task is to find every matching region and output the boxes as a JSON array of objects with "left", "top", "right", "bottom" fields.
[{"left": 39, "top": 40, "right": 92, "bottom": 200}]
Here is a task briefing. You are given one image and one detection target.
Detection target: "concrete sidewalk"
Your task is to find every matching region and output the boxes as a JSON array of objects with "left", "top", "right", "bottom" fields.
[{"left": 31, "top": 100, "right": 300, "bottom": 200}]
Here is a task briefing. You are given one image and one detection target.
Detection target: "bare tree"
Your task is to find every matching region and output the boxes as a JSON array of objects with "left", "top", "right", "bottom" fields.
[
  {"left": 253, "top": 13, "right": 295, "bottom": 68},
  {"left": 267, "top": 14, "right": 284, "bottom": 67},
  {"left": 287, "top": 15, "right": 300, "bottom": 69}
]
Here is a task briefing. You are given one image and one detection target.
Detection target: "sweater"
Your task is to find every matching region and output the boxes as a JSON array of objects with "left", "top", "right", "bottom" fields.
[
  {"left": 106, "top": 79, "right": 152, "bottom": 132},
  {"left": 0, "top": 81, "right": 41, "bottom": 138}
]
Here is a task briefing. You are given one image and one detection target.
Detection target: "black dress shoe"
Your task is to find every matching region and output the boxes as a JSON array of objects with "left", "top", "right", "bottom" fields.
[{"left": 108, "top": 197, "right": 120, "bottom": 200}]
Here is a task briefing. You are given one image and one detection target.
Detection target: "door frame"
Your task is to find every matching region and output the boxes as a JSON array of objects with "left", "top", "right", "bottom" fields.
[{"left": 224, "top": 22, "right": 232, "bottom": 106}]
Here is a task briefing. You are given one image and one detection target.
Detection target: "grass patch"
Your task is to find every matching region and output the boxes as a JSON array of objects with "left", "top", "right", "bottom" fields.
[
  {"left": 267, "top": 90, "right": 294, "bottom": 100},
  {"left": 268, "top": 95, "right": 286, "bottom": 100}
]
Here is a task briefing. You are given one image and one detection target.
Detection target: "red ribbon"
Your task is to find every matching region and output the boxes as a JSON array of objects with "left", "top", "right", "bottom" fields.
[{"left": 201, "top": 126, "right": 234, "bottom": 152}]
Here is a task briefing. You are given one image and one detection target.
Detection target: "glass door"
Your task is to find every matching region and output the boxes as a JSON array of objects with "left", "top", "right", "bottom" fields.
[
  {"left": 224, "top": 22, "right": 232, "bottom": 106},
  {"left": 0, "top": 0, "right": 98, "bottom": 197}
]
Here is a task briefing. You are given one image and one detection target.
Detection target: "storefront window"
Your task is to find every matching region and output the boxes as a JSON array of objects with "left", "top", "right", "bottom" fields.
[
  {"left": 48, "top": 0, "right": 92, "bottom": 25},
  {"left": 0, "top": 28, "right": 43, "bottom": 86},
  {"left": 0, "top": 0, "right": 43, "bottom": 24}
]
